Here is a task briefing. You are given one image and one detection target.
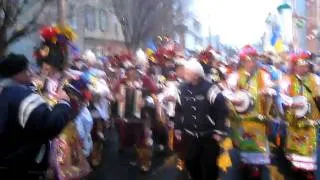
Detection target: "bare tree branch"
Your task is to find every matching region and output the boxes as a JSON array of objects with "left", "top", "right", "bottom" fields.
[
  {"left": 6, "top": 0, "right": 51, "bottom": 45},
  {"left": 0, "top": 0, "right": 52, "bottom": 55},
  {"left": 112, "top": 0, "right": 186, "bottom": 50},
  {"left": 0, "top": 1, "right": 11, "bottom": 32},
  {"left": 12, "top": 0, "right": 29, "bottom": 24}
]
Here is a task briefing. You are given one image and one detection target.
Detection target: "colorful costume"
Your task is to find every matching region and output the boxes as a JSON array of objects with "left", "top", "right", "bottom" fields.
[
  {"left": 226, "top": 46, "right": 274, "bottom": 165},
  {"left": 80, "top": 51, "right": 112, "bottom": 167},
  {"left": 281, "top": 55, "right": 320, "bottom": 171},
  {"left": 114, "top": 71, "right": 153, "bottom": 171},
  {"left": 33, "top": 25, "right": 91, "bottom": 179},
  {"left": 157, "top": 73, "right": 185, "bottom": 170},
  {"left": 74, "top": 107, "right": 93, "bottom": 158}
]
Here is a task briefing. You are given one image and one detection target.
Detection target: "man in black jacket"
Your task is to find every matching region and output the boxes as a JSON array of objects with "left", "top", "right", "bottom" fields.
[
  {"left": 0, "top": 54, "right": 73, "bottom": 178},
  {"left": 174, "top": 58, "right": 229, "bottom": 180}
]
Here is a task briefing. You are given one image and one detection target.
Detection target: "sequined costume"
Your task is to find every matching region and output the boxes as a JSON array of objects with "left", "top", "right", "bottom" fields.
[
  {"left": 37, "top": 77, "right": 91, "bottom": 180},
  {"left": 282, "top": 73, "right": 320, "bottom": 171},
  {"left": 227, "top": 67, "right": 273, "bottom": 165},
  {"left": 114, "top": 74, "right": 154, "bottom": 171},
  {"left": 83, "top": 68, "right": 111, "bottom": 167}
]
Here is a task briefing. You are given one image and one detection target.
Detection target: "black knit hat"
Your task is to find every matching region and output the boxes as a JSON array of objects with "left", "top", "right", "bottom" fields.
[{"left": 0, "top": 53, "right": 29, "bottom": 78}]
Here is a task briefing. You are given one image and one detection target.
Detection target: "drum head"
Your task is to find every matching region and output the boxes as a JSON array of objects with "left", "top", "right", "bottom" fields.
[
  {"left": 234, "top": 91, "right": 254, "bottom": 114},
  {"left": 222, "top": 89, "right": 234, "bottom": 100},
  {"left": 293, "top": 96, "right": 309, "bottom": 118}
]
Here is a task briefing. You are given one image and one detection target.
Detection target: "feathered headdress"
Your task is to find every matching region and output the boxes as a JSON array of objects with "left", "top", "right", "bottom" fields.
[
  {"left": 151, "top": 37, "right": 177, "bottom": 65},
  {"left": 290, "top": 50, "right": 312, "bottom": 66},
  {"left": 198, "top": 46, "right": 221, "bottom": 64},
  {"left": 34, "top": 24, "right": 77, "bottom": 71},
  {"left": 239, "top": 45, "right": 258, "bottom": 62}
]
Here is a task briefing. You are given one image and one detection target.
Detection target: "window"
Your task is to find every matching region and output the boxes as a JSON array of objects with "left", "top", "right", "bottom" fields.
[
  {"left": 193, "top": 20, "right": 200, "bottom": 32},
  {"left": 172, "top": 1, "right": 179, "bottom": 11},
  {"left": 0, "top": 9, "right": 4, "bottom": 19},
  {"left": 195, "top": 37, "right": 201, "bottom": 46},
  {"left": 99, "top": 9, "right": 108, "bottom": 32},
  {"left": 115, "top": 23, "right": 119, "bottom": 37},
  {"left": 85, "top": 5, "right": 96, "bottom": 31},
  {"left": 95, "top": 47, "right": 102, "bottom": 57},
  {"left": 69, "top": 4, "right": 77, "bottom": 29},
  {"left": 174, "top": 32, "right": 180, "bottom": 43}
]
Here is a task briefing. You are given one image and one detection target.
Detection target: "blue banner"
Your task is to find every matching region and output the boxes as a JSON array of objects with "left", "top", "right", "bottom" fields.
[
  {"left": 271, "top": 24, "right": 281, "bottom": 46},
  {"left": 146, "top": 38, "right": 157, "bottom": 52}
]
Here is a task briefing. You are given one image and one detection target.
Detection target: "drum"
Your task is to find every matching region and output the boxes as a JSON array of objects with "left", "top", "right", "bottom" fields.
[
  {"left": 292, "top": 96, "right": 310, "bottom": 119},
  {"left": 233, "top": 90, "right": 254, "bottom": 114}
]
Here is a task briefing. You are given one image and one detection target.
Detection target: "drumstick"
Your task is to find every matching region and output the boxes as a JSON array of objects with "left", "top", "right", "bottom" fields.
[{"left": 296, "top": 75, "right": 312, "bottom": 93}]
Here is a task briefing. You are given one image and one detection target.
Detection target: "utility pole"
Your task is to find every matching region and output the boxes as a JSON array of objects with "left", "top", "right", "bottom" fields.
[
  {"left": 57, "top": 0, "right": 66, "bottom": 25},
  {"left": 57, "top": 0, "right": 68, "bottom": 63},
  {"left": 208, "top": 13, "right": 212, "bottom": 46}
]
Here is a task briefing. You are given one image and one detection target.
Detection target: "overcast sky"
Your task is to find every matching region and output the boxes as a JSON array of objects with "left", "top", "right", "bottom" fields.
[{"left": 194, "top": 0, "right": 279, "bottom": 47}]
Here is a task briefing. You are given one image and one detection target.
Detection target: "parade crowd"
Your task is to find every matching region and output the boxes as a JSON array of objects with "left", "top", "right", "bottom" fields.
[{"left": 1, "top": 26, "right": 320, "bottom": 180}]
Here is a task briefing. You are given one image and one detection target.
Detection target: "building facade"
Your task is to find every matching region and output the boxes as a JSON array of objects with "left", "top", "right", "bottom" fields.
[
  {"left": 69, "top": 0, "right": 125, "bottom": 55},
  {"left": 184, "top": 17, "right": 204, "bottom": 51},
  {"left": 292, "top": 0, "right": 320, "bottom": 52},
  {"left": 305, "top": 0, "right": 320, "bottom": 52},
  {"left": 173, "top": 0, "right": 204, "bottom": 54},
  {"left": 9, "top": 0, "right": 125, "bottom": 59}
]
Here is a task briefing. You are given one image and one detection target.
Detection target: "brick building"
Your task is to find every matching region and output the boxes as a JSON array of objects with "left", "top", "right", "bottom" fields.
[{"left": 292, "top": 0, "right": 320, "bottom": 52}]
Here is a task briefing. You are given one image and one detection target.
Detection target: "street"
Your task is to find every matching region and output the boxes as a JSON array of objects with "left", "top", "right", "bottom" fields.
[
  {"left": 89, "top": 127, "right": 189, "bottom": 180},
  {"left": 1, "top": 0, "right": 320, "bottom": 180},
  {"left": 89, "top": 127, "right": 320, "bottom": 180}
]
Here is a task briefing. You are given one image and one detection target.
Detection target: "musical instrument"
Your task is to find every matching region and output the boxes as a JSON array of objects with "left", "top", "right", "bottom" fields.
[
  {"left": 281, "top": 77, "right": 319, "bottom": 176},
  {"left": 117, "top": 80, "right": 143, "bottom": 119},
  {"left": 226, "top": 90, "right": 254, "bottom": 114},
  {"left": 117, "top": 85, "right": 126, "bottom": 118},
  {"left": 292, "top": 96, "right": 310, "bottom": 119}
]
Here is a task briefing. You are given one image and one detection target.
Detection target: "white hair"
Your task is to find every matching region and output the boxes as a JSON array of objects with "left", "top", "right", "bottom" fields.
[
  {"left": 83, "top": 50, "right": 97, "bottom": 65},
  {"left": 184, "top": 58, "right": 205, "bottom": 78}
]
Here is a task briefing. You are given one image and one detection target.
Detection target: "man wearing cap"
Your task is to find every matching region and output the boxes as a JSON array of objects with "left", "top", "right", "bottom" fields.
[
  {"left": 173, "top": 58, "right": 229, "bottom": 180},
  {"left": 0, "top": 54, "right": 73, "bottom": 178}
]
